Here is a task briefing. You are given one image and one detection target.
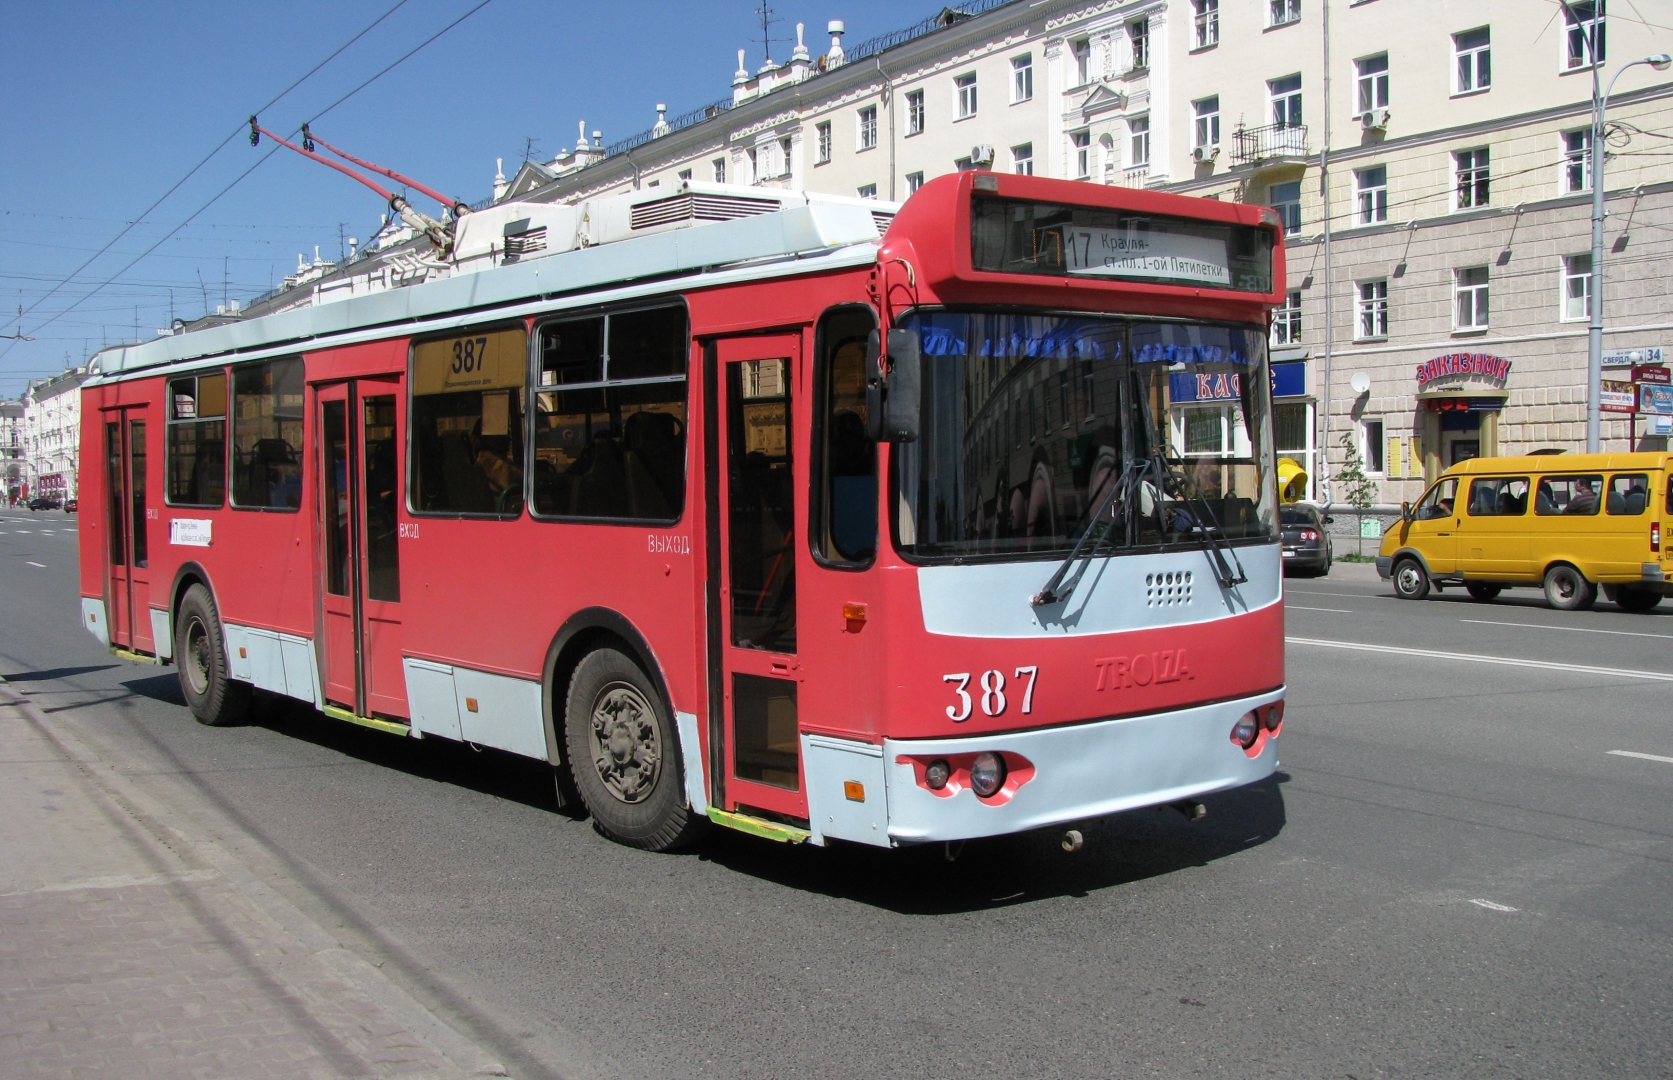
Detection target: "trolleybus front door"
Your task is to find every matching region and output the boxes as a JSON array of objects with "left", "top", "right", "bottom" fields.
[
  {"left": 713, "top": 334, "right": 807, "bottom": 822},
  {"left": 315, "top": 378, "right": 408, "bottom": 721},
  {"left": 103, "top": 409, "right": 153, "bottom": 654}
]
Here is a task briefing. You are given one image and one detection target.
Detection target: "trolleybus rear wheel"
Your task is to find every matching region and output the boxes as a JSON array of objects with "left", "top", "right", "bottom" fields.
[
  {"left": 1543, "top": 564, "right": 1597, "bottom": 611},
  {"left": 1391, "top": 558, "right": 1430, "bottom": 600},
  {"left": 564, "top": 646, "right": 704, "bottom": 851},
  {"left": 175, "top": 584, "right": 250, "bottom": 726}
]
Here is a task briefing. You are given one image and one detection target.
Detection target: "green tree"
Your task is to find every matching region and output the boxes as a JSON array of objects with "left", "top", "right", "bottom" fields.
[{"left": 1336, "top": 431, "right": 1380, "bottom": 554}]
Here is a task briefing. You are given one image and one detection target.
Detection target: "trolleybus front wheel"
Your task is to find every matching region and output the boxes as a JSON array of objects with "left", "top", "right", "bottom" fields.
[
  {"left": 175, "top": 584, "right": 250, "bottom": 727},
  {"left": 564, "top": 646, "right": 704, "bottom": 852}
]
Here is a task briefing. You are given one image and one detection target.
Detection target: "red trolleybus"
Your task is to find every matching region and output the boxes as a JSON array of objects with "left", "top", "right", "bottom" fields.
[{"left": 78, "top": 171, "right": 1287, "bottom": 851}]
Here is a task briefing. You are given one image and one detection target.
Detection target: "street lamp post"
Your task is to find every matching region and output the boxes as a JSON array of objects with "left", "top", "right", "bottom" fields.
[{"left": 1581, "top": 37, "right": 1672, "bottom": 451}]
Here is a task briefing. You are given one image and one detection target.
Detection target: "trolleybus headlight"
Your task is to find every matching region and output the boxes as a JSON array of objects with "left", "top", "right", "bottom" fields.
[
  {"left": 1263, "top": 700, "right": 1285, "bottom": 732},
  {"left": 970, "top": 752, "right": 1007, "bottom": 797},
  {"left": 1231, "top": 712, "right": 1261, "bottom": 749},
  {"left": 925, "top": 759, "right": 951, "bottom": 790}
]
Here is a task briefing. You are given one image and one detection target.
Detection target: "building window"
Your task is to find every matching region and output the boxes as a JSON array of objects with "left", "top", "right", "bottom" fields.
[
  {"left": 1071, "top": 38, "right": 1091, "bottom": 85},
  {"left": 1455, "top": 266, "right": 1490, "bottom": 329},
  {"left": 745, "top": 147, "right": 758, "bottom": 183},
  {"left": 1563, "top": 129, "right": 1592, "bottom": 193},
  {"left": 1363, "top": 419, "right": 1385, "bottom": 474},
  {"left": 955, "top": 73, "right": 977, "bottom": 119},
  {"left": 1129, "top": 116, "right": 1150, "bottom": 167},
  {"left": 1563, "top": 254, "right": 1593, "bottom": 321},
  {"left": 1272, "top": 290, "right": 1303, "bottom": 345},
  {"left": 1355, "top": 53, "right": 1389, "bottom": 115},
  {"left": 230, "top": 357, "right": 304, "bottom": 511},
  {"left": 1270, "top": 0, "right": 1300, "bottom": 28},
  {"left": 1269, "top": 74, "right": 1302, "bottom": 128},
  {"left": 1355, "top": 165, "right": 1388, "bottom": 224},
  {"left": 1269, "top": 180, "right": 1301, "bottom": 235},
  {"left": 1012, "top": 142, "right": 1034, "bottom": 175},
  {"left": 1011, "top": 55, "right": 1033, "bottom": 102},
  {"left": 1565, "top": 1, "right": 1604, "bottom": 70},
  {"left": 1193, "top": 0, "right": 1219, "bottom": 48},
  {"left": 954, "top": 156, "right": 974, "bottom": 172},
  {"left": 712, "top": 157, "right": 726, "bottom": 183},
  {"left": 1193, "top": 96, "right": 1220, "bottom": 148},
  {"left": 677, "top": 168, "right": 692, "bottom": 181},
  {"left": 906, "top": 171, "right": 925, "bottom": 194},
  {"left": 816, "top": 121, "right": 832, "bottom": 163},
  {"left": 906, "top": 89, "right": 925, "bottom": 135},
  {"left": 1455, "top": 147, "right": 1490, "bottom": 209},
  {"left": 858, "top": 106, "right": 877, "bottom": 150},
  {"left": 779, "top": 137, "right": 794, "bottom": 178},
  {"left": 1357, "top": 280, "right": 1389, "bottom": 339},
  {"left": 857, "top": 184, "right": 878, "bottom": 199},
  {"left": 1454, "top": 27, "right": 1490, "bottom": 93},
  {"left": 1129, "top": 19, "right": 1149, "bottom": 70},
  {"left": 1070, "top": 131, "right": 1091, "bottom": 179}
]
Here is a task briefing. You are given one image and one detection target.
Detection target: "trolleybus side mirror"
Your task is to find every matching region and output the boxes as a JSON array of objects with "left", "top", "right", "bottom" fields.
[{"left": 864, "top": 328, "right": 921, "bottom": 443}]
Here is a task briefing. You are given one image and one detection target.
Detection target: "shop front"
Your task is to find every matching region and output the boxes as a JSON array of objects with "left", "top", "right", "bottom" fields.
[{"left": 1413, "top": 352, "right": 1510, "bottom": 483}]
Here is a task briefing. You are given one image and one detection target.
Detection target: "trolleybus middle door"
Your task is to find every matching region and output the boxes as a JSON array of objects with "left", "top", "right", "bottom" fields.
[{"left": 103, "top": 408, "right": 153, "bottom": 653}]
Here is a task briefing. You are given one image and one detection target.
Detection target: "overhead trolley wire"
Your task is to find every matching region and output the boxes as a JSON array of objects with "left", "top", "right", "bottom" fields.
[{"left": 3, "top": 0, "right": 495, "bottom": 365}]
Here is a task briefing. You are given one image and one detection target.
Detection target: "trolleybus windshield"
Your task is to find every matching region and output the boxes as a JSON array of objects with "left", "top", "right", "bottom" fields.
[
  {"left": 892, "top": 311, "right": 1275, "bottom": 562},
  {"left": 971, "top": 195, "right": 1274, "bottom": 294}
]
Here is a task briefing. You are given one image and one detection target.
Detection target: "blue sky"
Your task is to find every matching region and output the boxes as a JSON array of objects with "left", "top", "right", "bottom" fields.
[{"left": 0, "top": 0, "right": 942, "bottom": 395}]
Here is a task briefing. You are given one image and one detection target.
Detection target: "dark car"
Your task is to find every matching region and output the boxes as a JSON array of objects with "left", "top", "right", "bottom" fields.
[
  {"left": 1280, "top": 504, "right": 1333, "bottom": 576},
  {"left": 27, "top": 496, "right": 60, "bottom": 511}
]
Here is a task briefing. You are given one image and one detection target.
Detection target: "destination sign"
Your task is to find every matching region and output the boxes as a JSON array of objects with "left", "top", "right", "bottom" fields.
[{"left": 1060, "top": 226, "right": 1231, "bottom": 287}]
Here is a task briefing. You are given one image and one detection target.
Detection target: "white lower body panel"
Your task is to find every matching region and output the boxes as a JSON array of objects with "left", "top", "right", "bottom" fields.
[
  {"left": 223, "top": 624, "right": 321, "bottom": 707},
  {"left": 881, "top": 688, "right": 1284, "bottom": 844},
  {"left": 81, "top": 598, "right": 109, "bottom": 648},
  {"left": 150, "top": 608, "right": 173, "bottom": 659}
]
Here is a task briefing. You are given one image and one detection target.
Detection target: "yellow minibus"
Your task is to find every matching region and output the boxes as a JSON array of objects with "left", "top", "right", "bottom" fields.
[{"left": 1376, "top": 452, "right": 1672, "bottom": 611}]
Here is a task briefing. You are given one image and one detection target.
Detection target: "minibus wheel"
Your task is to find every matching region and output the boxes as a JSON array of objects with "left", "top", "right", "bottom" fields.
[
  {"left": 1465, "top": 583, "right": 1501, "bottom": 601},
  {"left": 1543, "top": 564, "right": 1597, "bottom": 611},
  {"left": 564, "top": 646, "right": 704, "bottom": 852},
  {"left": 1614, "top": 585, "right": 1664, "bottom": 613},
  {"left": 1391, "top": 557, "right": 1430, "bottom": 600},
  {"left": 175, "top": 584, "right": 250, "bottom": 726}
]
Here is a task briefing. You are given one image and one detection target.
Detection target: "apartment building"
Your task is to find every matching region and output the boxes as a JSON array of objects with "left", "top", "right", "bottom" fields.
[
  {"left": 0, "top": 401, "right": 22, "bottom": 503},
  {"left": 23, "top": 369, "right": 88, "bottom": 501}
]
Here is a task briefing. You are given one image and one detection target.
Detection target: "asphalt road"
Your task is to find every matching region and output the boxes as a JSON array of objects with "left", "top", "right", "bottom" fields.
[{"left": 4, "top": 508, "right": 1671, "bottom": 1079}]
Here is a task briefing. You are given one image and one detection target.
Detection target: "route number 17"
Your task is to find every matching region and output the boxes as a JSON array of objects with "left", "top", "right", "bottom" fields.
[{"left": 943, "top": 666, "right": 1038, "bottom": 722}]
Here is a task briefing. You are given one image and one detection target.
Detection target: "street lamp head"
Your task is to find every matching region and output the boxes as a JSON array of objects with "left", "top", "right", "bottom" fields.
[{"left": 1648, "top": 54, "right": 1673, "bottom": 71}]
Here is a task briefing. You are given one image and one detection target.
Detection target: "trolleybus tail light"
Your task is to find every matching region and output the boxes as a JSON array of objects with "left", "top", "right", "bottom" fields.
[
  {"left": 1231, "top": 712, "right": 1261, "bottom": 749},
  {"left": 925, "top": 759, "right": 951, "bottom": 790},
  {"left": 970, "top": 752, "right": 1007, "bottom": 798}
]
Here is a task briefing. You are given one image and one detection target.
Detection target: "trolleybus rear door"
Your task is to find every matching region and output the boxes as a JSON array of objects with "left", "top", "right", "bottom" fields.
[
  {"left": 315, "top": 377, "right": 409, "bottom": 721},
  {"left": 713, "top": 334, "right": 807, "bottom": 822},
  {"left": 103, "top": 409, "right": 153, "bottom": 653}
]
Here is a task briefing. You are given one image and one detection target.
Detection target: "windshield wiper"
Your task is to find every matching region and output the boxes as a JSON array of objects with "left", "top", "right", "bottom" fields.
[
  {"left": 1157, "top": 456, "right": 1248, "bottom": 589},
  {"left": 1031, "top": 457, "right": 1150, "bottom": 607}
]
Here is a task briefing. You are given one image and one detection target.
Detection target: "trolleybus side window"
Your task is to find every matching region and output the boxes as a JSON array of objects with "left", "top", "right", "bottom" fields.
[
  {"left": 532, "top": 305, "right": 687, "bottom": 522},
  {"left": 1607, "top": 474, "right": 1650, "bottom": 515},
  {"left": 166, "top": 371, "right": 227, "bottom": 507},
  {"left": 812, "top": 305, "right": 878, "bottom": 565},
  {"left": 410, "top": 326, "right": 527, "bottom": 517},
  {"left": 729, "top": 357, "right": 795, "bottom": 652},
  {"left": 1534, "top": 474, "right": 1602, "bottom": 515},
  {"left": 230, "top": 358, "right": 303, "bottom": 511}
]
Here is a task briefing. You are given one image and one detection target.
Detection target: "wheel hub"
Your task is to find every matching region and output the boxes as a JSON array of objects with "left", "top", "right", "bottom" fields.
[
  {"left": 588, "top": 683, "right": 661, "bottom": 804},
  {"left": 184, "top": 616, "right": 211, "bottom": 696}
]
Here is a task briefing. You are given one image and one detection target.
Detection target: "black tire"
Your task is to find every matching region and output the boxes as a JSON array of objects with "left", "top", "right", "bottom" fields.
[
  {"left": 175, "top": 584, "right": 250, "bottom": 726},
  {"left": 564, "top": 646, "right": 705, "bottom": 851},
  {"left": 1392, "top": 557, "right": 1430, "bottom": 600},
  {"left": 1615, "top": 585, "right": 1664, "bottom": 613},
  {"left": 1465, "top": 583, "right": 1501, "bottom": 602},
  {"left": 1544, "top": 564, "right": 1597, "bottom": 611}
]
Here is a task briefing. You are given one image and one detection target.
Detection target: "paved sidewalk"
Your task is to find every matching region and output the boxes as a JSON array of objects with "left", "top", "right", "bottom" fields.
[{"left": 0, "top": 680, "right": 507, "bottom": 1080}]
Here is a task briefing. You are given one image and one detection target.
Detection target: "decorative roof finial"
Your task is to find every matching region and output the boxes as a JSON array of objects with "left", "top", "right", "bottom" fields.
[
  {"left": 827, "top": 20, "right": 845, "bottom": 67},
  {"left": 734, "top": 48, "right": 750, "bottom": 86},
  {"left": 652, "top": 104, "right": 671, "bottom": 138}
]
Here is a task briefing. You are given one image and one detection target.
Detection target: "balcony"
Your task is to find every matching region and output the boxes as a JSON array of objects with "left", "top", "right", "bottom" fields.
[{"left": 1231, "top": 122, "right": 1309, "bottom": 168}]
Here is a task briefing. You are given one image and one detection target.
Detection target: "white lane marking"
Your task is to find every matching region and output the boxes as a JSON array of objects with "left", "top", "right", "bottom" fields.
[
  {"left": 1287, "top": 590, "right": 1379, "bottom": 599},
  {"left": 13, "top": 529, "right": 30, "bottom": 534},
  {"left": 25, "top": 561, "right": 45, "bottom": 568},
  {"left": 1608, "top": 750, "right": 1673, "bottom": 765},
  {"left": 1461, "top": 618, "right": 1673, "bottom": 641},
  {"left": 1469, "top": 899, "right": 1518, "bottom": 912},
  {"left": 1286, "top": 637, "right": 1673, "bottom": 682},
  {"left": 1287, "top": 605, "right": 1354, "bottom": 613}
]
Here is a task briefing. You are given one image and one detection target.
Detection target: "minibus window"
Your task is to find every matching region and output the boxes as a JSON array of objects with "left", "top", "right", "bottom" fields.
[
  {"left": 1607, "top": 474, "right": 1650, "bottom": 515},
  {"left": 1534, "top": 474, "right": 1602, "bottom": 516},
  {"left": 1466, "top": 476, "right": 1528, "bottom": 516},
  {"left": 1413, "top": 477, "right": 1457, "bottom": 520}
]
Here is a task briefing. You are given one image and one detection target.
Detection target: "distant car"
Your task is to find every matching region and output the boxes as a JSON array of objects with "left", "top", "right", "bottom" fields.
[
  {"left": 62, "top": 498, "right": 77, "bottom": 513},
  {"left": 27, "top": 496, "right": 60, "bottom": 511},
  {"left": 1280, "top": 504, "right": 1333, "bottom": 576}
]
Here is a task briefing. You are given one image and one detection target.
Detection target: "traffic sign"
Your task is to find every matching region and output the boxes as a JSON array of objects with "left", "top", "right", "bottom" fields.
[{"left": 1603, "top": 346, "right": 1664, "bottom": 368}]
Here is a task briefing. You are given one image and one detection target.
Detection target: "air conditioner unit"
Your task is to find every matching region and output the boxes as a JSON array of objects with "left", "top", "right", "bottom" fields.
[
  {"left": 1362, "top": 107, "right": 1391, "bottom": 131},
  {"left": 970, "top": 144, "right": 997, "bottom": 168},
  {"left": 1192, "top": 144, "right": 1220, "bottom": 163}
]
